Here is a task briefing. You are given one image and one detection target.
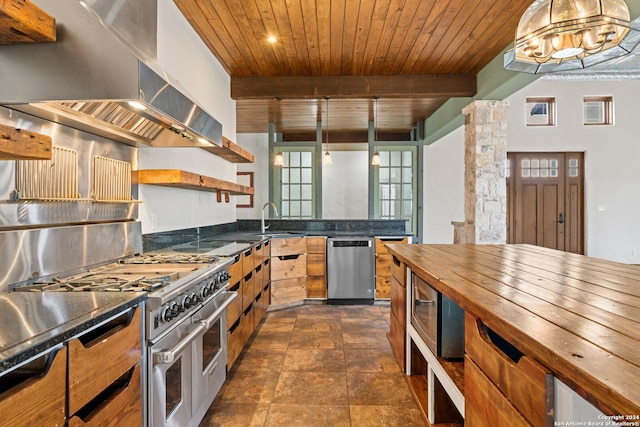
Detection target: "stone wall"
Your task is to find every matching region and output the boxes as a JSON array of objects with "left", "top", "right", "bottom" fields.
[{"left": 458, "top": 100, "right": 508, "bottom": 244}]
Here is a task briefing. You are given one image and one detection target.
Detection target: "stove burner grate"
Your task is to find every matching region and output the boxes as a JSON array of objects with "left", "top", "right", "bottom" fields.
[{"left": 120, "top": 253, "right": 220, "bottom": 264}]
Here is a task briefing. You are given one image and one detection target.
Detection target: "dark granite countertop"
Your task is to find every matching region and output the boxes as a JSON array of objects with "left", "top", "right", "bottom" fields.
[{"left": 0, "top": 292, "right": 145, "bottom": 375}]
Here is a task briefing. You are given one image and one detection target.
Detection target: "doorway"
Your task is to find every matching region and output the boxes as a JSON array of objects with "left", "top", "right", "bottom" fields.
[{"left": 507, "top": 152, "right": 584, "bottom": 254}]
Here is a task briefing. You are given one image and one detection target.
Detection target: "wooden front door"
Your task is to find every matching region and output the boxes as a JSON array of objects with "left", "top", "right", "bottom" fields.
[{"left": 507, "top": 152, "right": 584, "bottom": 253}]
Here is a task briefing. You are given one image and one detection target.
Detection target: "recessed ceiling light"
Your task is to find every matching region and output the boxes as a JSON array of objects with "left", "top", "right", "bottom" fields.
[{"left": 267, "top": 35, "right": 277, "bottom": 43}]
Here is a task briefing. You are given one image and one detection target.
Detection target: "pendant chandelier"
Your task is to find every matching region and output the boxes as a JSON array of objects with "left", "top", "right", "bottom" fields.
[
  {"left": 504, "top": 0, "right": 640, "bottom": 73},
  {"left": 273, "top": 97, "right": 284, "bottom": 166},
  {"left": 371, "top": 96, "right": 381, "bottom": 166},
  {"left": 323, "top": 97, "right": 332, "bottom": 165}
]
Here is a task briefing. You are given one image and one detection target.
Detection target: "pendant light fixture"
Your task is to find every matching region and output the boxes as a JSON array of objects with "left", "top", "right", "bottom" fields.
[
  {"left": 273, "top": 97, "right": 284, "bottom": 166},
  {"left": 504, "top": 0, "right": 640, "bottom": 73},
  {"left": 371, "top": 96, "right": 381, "bottom": 166},
  {"left": 323, "top": 96, "right": 332, "bottom": 165}
]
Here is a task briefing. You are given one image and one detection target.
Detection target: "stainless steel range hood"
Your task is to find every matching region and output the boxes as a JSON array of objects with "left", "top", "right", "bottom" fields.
[{"left": 0, "top": 0, "right": 222, "bottom": 148}]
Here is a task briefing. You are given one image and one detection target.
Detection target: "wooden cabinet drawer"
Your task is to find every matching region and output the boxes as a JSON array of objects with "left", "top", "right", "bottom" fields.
[
  {"left": 271, "top": 236, "right": 306, "bottom": 257},
  {"left": 262, "top": 259, "right": 270, "bottom": 287},
  {"left": 229, "top": 255, "right": 243, "bottom": 286},
  {"left": 306, "top": 276, "right": 327, "bottom": 298},
  {"left": 390, "top": 276, "right": 406, "bottom": 325},
  {"left": 388, "top": 312, "right": 406, "bottom": 371},
  {"left": 253, "top": 264, "right": 263, "bottom": 299},
  {"left": 306, "top": 236, "right": 326, "bottom": 254},
  {"left": 226, "top": 281, "right": 242, "bottom": 328},
  {"left": 68, "top": 308, "right": 141, "bottom": 415},
  {"left": 306, "top": 253, "right": 325, "bottom": 277},
  {"left": 465, "top": 313, "right": 553, "bottom": 427},
  {"left": 0, "top": 348, "right": 66, "bottom": 427},
  {"left": 375, "top": 276, "right": 391, "bottom": 299},
  {"left": 261, "top": 240, "right": 271, "bottom": 260},
  {"left": 271, "top": 277, "right": 306, "bottom": 306},
  {"left": 241, "top": 247, "right": 254, "bottom": 275},
  {"left": 227, "top": 318, "right": 243, "bottom": 370},
  {"left": 242, "top": 272, "right": 255, "bottom": 310},
  {"left": 375, "top": 253, "right": 391, "bottom": 276},
  {"left": 254, "top": 243, "right": 263, "bottom": 266},
  {"left": 68, "top": 364, "right": 141, "bottom": 427},
  {"left": 375, "top": 237, "right": 409, "bottom": 255},
  {"left": 465, "top": 356, "right": 532, "bottom": 427},
  {"left": 271, "top": 253, "right": 307, "bottom": 281},
  {"left": 390, "top": 255, "right": 406, "bottom": 285}
]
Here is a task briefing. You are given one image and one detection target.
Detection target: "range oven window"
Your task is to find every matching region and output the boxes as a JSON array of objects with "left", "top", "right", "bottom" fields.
[
  {"left": 202, "top": 318, "right": 221, "bottom": 371},
  {"left": 165, "top": 357, "right": 182, "bottom": 419}
]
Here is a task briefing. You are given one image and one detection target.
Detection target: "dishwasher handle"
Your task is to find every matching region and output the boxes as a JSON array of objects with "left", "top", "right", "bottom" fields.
[{"left": 329, "top": 239, "right": 372, "bottom": 248}]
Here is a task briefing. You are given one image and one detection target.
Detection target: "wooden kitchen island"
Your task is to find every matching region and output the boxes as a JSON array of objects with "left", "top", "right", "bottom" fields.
[{"left": 385, "top": 243, "right": 640, "bottom": 426}]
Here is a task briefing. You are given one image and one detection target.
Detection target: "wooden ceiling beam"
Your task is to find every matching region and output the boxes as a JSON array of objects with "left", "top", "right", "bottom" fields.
[
  {"left": 0, "top": 0, "right": 56, "bottom": 44},
  {"left": 231, "top": 74, "right": 477, "bottom": 99},
  {"left": 283, "top": 129, "right": 413, "bottom": 143}
]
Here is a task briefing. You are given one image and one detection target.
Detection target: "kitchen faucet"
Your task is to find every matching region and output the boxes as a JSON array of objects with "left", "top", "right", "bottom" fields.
[{"left": 261, "top": 202, "right": 280, "bottom": 234}]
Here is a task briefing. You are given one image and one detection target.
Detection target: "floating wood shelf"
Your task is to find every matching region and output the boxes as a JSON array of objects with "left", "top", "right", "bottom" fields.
[
  {"left": 136, "top": 169, "right": 255, "bottom": 196},
  {"left": 200, "top": 136, "right": 254, "bottom": 163},
  {"left": 0, "top": 0, "right": 56, "bottom": 44},
  {"left": 0, "top": 123, "right": 52, "bottom": 160}
]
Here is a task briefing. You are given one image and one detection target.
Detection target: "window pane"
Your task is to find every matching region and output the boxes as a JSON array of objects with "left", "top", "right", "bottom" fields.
[
  {"left": 380, "top": 151, "right": 390, "bottom": 167},
  {"left": 290, "top": 152, "right": 300, "bottom": 167},
  {"left": 402, "top": 151, "right": 412, "bottom": 166},
  {"left": 290, "top": 201, "right": 301, "bottom": 216},
  {"left": 281, "top": 201, "right": 289, "bottom": 216},
  {"left": 301, "top": 184, "right": 312, "bottom": 199},
  {"left": 290, "top": 168, "right": 301, "bottom": 183},
  {"left": 283, "top": 152, "right": 290, "bottom": 166},
  {"left": 402, "top": 184, "right": 413, "bottom": 200},
  {"left": 381, "top": 200, "right": 390, "bottom": 216},
  {"left": 301, "top": 151, "right": 312, "bottom": 167},
  {"left": 379, "top": 168, "right": 389, "bottom": 183},
  {"left": 390, "top": 151, "right": 401, "bottom": 166},
  {"left": 403, "top": 201, "right": 412, "bottom": 215},
  {"left": 282, "top": 185, "right": 289, "bottom": 199},
  {"left": 402, "top": 167, "right": 412, "bottom": 183},
  {"left": 301, "top": 201, "right": 312, "bottom": 217},
  {"left": 301, "top": 168, "right": 312, "bottom": 183},
  {"left": 380, "top": 184, "right": 390, "bottom": 200},
  {"left": 390, "top": 168, "right": 401, "bottom": 183},
  {"left": 290, "top": 184, "right": 301, "bottom": 199}
]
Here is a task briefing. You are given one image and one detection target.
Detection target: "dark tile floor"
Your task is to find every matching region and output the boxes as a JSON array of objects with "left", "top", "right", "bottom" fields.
[{"left": 201, "top": 304, "right": 426, "bottom": 426}]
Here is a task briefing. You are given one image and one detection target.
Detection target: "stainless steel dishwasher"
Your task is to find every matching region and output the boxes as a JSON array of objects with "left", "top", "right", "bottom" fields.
[{"left": 326, "top": 237, "right": 375, "bottom": 304}]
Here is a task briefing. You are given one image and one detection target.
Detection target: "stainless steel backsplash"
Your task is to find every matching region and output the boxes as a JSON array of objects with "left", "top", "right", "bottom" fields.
[{"left": 0, "top": 107, "right": 143, "bottom": 291}]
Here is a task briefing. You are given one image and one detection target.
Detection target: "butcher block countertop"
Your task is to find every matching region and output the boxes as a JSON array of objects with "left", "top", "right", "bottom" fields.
[{"left": 385, "top": 243, "right": 640, "bottom": 417}]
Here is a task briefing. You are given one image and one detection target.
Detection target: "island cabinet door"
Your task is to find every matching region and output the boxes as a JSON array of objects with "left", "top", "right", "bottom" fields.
[
  {"left": 0, "top": 348, "right": 66, "bottom": 427},
  {"left": 465, "top": 313, "right": 554, "bottom": 427}
]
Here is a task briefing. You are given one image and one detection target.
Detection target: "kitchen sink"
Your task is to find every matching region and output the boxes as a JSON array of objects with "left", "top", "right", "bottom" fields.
[{"left": 242, "top": 231, "right": 306, "bottom": 238}]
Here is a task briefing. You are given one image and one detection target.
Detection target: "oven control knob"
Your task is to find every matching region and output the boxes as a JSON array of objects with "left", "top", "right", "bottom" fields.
[
  {"left": 182, "top": 294, "right": 194, "bottom": 309},
  {"left": 211, "top": 275, "right": 219, "bottom": 285},
  {"left": 162, "top": 302, "right": 181, "bottom": 322},
  {"left": 191, "top": 293, "right": 201, "bottom": 304},
  {"left": 220, "top": 271, "right": 230, "bottom": 282},
  {"left": 200, "top": 287, "right": 208, "bottom": 299}
]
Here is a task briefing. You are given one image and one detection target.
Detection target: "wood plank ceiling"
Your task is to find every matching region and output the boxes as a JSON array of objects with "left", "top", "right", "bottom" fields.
[{"left": 173, "top": 0, "right": 534, "bottom": 141}]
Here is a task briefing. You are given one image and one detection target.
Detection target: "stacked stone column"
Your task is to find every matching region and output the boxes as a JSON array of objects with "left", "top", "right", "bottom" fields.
[{"left": 454, "top": 100, "right": 508, "bottom": 244}]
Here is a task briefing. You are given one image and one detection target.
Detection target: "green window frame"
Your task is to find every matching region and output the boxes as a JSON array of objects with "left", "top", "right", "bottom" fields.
[
  {"left": 273, "top": 148, "right": 316, "bottom": 219},
  {"left": 373, "top": 147, "right": 418, "bottom": 235}
]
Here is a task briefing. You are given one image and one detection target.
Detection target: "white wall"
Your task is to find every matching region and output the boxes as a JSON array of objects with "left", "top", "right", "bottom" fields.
[
  {"left": 236, "top": 133, "right": 270, "bottom": 219},
  {"left": 322, "top": 150, "right": 369, "bottom": 219},
  {"left": 423, "top": 79, "right": 640, "bottom": 263},
  {"left": 423, "top": 127, "right": 465, "bottom": 243},
  {"left": 138, "top": 0, "right": 238, "bottom": 234}
]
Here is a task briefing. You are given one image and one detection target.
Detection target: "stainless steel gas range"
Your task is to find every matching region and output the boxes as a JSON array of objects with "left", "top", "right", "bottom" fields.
[{"left": 16, "top": 250, "right": 238, "bottom": 427}]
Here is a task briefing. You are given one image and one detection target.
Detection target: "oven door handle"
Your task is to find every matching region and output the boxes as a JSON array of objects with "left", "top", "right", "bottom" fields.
[
  {"left": 200, "top": 292, "right": 238, "bottom": 330},
  {"left": 416, "top": 299, "right": 435, "bottom": 306},
  {"left": 153, "top": 324, "right": 205, "bottom": 365}
]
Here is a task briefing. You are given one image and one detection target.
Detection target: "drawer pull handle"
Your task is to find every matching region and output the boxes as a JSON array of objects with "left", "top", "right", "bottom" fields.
[
  {"left": 392, "top": 256, "right": 401, "bottom": 267},
  {"left": 480, "top": 322, "right": 524, "bottom": 364},
  {"left": 278, "top": 254, "right": 300, "bottom": 261}
]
